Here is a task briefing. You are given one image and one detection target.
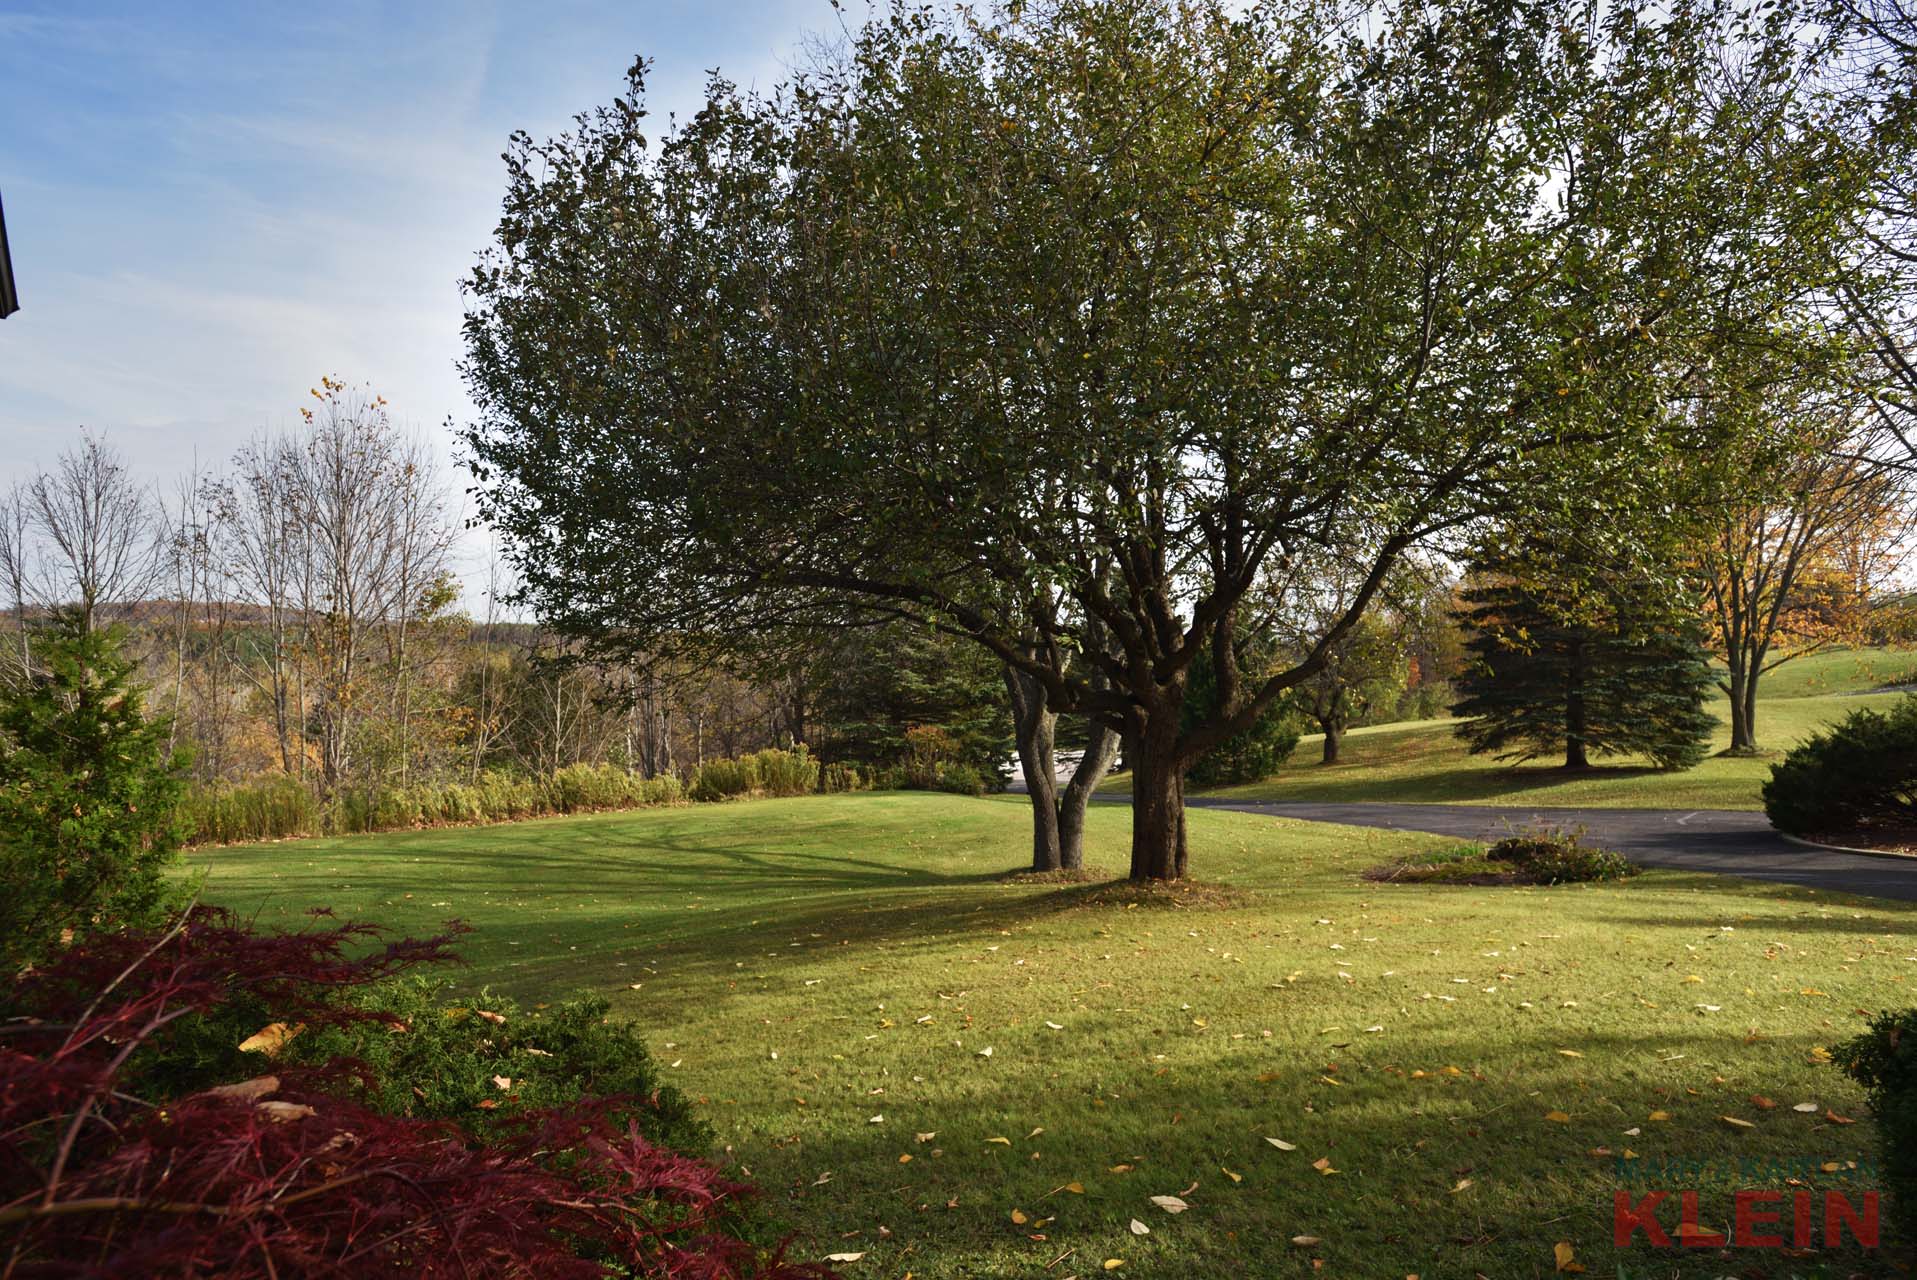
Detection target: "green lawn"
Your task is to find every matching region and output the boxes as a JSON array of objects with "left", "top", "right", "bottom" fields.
[
  {"left": 1101, "top": 649, "right": 1917, "bottom": 810},
  {"left": 191, "top": 792, "right": 1912, "bottom": 1277}
]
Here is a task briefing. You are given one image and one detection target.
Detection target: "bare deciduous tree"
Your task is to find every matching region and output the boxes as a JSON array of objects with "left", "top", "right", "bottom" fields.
[
  {"left": 27, "top": 433, "right": 159, "bottom": 632},
  {"left": 284, "top": 379, "right": 454, "bottom": 789}
]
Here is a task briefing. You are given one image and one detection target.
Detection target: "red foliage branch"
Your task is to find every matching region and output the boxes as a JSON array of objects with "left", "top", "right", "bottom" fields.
[{"left": 0, "top": 910, "right": 834, "bottom": 1280}]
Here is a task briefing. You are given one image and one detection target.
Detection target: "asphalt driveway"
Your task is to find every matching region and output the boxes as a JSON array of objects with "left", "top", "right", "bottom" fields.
[{"left": 1187, "top": 799, "right": 1917, "bottom": 902}]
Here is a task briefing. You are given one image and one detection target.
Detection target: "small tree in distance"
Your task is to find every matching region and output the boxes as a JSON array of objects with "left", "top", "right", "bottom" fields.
[{"left": 1295, "top": 616, "right": 1409, "bottom": 767}]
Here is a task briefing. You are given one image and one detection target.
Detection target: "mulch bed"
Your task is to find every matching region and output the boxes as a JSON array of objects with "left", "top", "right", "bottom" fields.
[{"left": 1361, "top": 862, "right": 1527, "bottom": 886}]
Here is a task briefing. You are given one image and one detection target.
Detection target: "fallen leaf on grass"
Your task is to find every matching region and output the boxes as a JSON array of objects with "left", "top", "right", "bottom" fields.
[
  {"left": 1290, "top": 1235, "right": 1321, "bottom": 1246},
  {"left": 1265, "top": 1137, "right": 1297, "bottom": 1151},
  {"left": 824, "top": 1253, "right": 865, "bottom": 1263},
  {"left": 1749, "top": 1096, "right": 1776, "bottom": 1110},
  {"left": 1825, "top": 1110, "right": 1856, "bottom": 1125},
  {"left": 1011, "top": 1209, "right": 1028, "bottom": 1225},
  {"left": 1544, "top": 1110, "right": 1571, "bottom": 1123},
  {"left": 1311, "top": 1157, "right": 1338, "bottom": 1176},
  {"left": 1129, "top": 1219, "right": 1150, "bottom": 1235},
  {"left": 1792, "top": 1103, "right": 1820, "bottom": 1113},
  {"left": 1720, "top": 1116, "right": 1756, "bottom": 1129},
  {"left": 1553, "top": 1240, "right": 1583, "bottom": 1273},
  {"left": 1450, "top": 1178, "right": 1473, "bottom": 1193},
  {"left": 237, "top": 1022, "right": 302, "bottom": 1056},
  {"left": 205, "top": 1075, "right": 280, "bottom": 1102},
  {"left": 1220, "top": 1166, "right": 1242, "bottom": 1183},
  {"left": 1148, "top": 1195, "right": 1188, "bottom": 1214}
]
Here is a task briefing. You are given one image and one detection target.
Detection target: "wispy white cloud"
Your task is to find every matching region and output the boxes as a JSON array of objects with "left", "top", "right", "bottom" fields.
[{"left": 0, "top": 0, "right": 826, "bottom": 602}]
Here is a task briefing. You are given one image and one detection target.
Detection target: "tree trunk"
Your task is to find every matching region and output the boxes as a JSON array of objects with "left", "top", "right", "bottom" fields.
[
  {"left": 1057, "top": 721, "right": 1120, "bottom": 870},
  {"left": 1006, "top": 667, "right": 1063, "bottom": 871},
  {"left": 1321, "top": 724, "right": 1343, "bottom": 765},
  {"left": 1723, "top": 651, "right": 1756, "bottom": 753},
  {"left": 1737, "top": 645, "right": 1765, "bottom": 753},
  {"left": 1564, "top": 638, "right": 1589, "bottom": 769},
  {"left": 1127, "top": 713, "right": 1188, "bottom": 881}
]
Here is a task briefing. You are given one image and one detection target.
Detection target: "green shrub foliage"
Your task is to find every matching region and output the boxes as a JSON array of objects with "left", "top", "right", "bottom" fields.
[
  {"left": 0, "top": 617, "right": 189, "bottom": 969},
  {"left": 1, "top": 910, "right": 819, "bottom": 1277},
  {"left": 1181, "top": 641, "right": 1302, "bottom": 786},
  {"left": 1763, "top": 696, "right": 1917, "bottom": 836},
  {"left": 1835, "top": 1008, "right": 1917, "bottom": 1249},
  {"left": 147, "top": 973, "right": 707, "bottom": 1156},
  {"left": 1485, "top": 827, "right": 1640, "bottom": 884}
]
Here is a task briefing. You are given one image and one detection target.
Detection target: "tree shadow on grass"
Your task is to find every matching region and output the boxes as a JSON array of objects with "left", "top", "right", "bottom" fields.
[
  {"left": 714, "top": 1018, "right": 1895, "bottom": 1277},
  {"left": 1623, "top": 872, "right": 1917, "bottom": 920},
  {"left": 457, "top": 867, "right": 1222, "bottom": 1013}
]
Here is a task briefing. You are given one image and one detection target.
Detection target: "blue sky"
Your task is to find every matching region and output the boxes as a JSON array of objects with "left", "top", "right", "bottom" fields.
[{"left": 0, "top": 0, "right": 824, "bottom": 569}]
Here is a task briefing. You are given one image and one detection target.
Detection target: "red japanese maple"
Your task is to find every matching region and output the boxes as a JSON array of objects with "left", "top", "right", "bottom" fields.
[{"left": 0, "top": 911, "right": 833, "bottom": 1279}]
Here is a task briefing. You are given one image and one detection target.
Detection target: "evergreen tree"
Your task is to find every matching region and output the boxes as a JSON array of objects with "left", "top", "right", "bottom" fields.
[
  {"left": 1, "top": 615, "right": 189, "bottom": 970},
  {"left": 809, "top": 624, "right": 1013, "bottom": 783},
  {"left": 1453, "top": 548, "right": 1717, "bottom": 770},
  {"left": 1181, "top": 639, "right": 1302, "bottom": 787}
]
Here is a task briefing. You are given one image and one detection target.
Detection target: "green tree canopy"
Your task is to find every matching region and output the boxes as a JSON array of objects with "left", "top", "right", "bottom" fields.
[{"left": 462, "top": 0, "right": 1881, "bottom": 879}]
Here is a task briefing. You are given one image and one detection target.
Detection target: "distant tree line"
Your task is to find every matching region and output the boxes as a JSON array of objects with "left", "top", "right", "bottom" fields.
[{"left": 0, "top": 405, "right": 1019, "bottom": 831}]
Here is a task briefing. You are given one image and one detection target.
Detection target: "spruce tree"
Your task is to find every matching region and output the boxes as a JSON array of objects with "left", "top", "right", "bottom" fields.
[
  {"left": 1453, "top": 548, "right": 1717, "bottom": 770},
  {"left": 0, "top": 615, "right": 189, "bottom": 969},
  {"left": 1181, "top": 640, "right": 1301, "bottom": 787}
]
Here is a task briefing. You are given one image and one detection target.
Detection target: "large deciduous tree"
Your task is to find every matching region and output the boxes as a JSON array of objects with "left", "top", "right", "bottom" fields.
[
  {"left": 462, "top": 0, "right": 1878, "bottom": 880},
  {"left": 1692, "top": 378, "right": 1912, "bottom": 753}
]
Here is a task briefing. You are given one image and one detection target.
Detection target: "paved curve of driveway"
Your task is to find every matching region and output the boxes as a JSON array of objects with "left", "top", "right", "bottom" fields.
[{"left": 1185, "top": 799, "right": 1917, "bottom": 903}]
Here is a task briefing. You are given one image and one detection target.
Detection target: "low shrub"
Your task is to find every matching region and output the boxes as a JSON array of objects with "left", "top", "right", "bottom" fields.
[
  {"left": 1367, "top": 843, "right": 1508, "bottom": 884},
  {"left": 183, "top": 766, "right": 687, "bottom": 845},
  {"left": 819, "top": 762, "right": 866, "bottom": 793},
  {"left": 1763, "top": 695, "right": 1917, "bottom": 836},
  {"left": 691, "top": 756, "right": 758, "bottom": 802},
  {"left": 183, "top": 772, "right": 321, "bottom": 843},
  {"left": 747, "top": 746, "right": 821, "bottom": 797},
  {"left": 1835, "top": 1008, "right": 1917, "bottom": 1249},
  {"left": 930, "top": 760, "right": 990, "bottom": 795},
  {"left": 0, "top": 909, "right": 830, "bottom": 1278},
  {"left": 1486, "top": 826, "right": 1640, "bottom": 884}
]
